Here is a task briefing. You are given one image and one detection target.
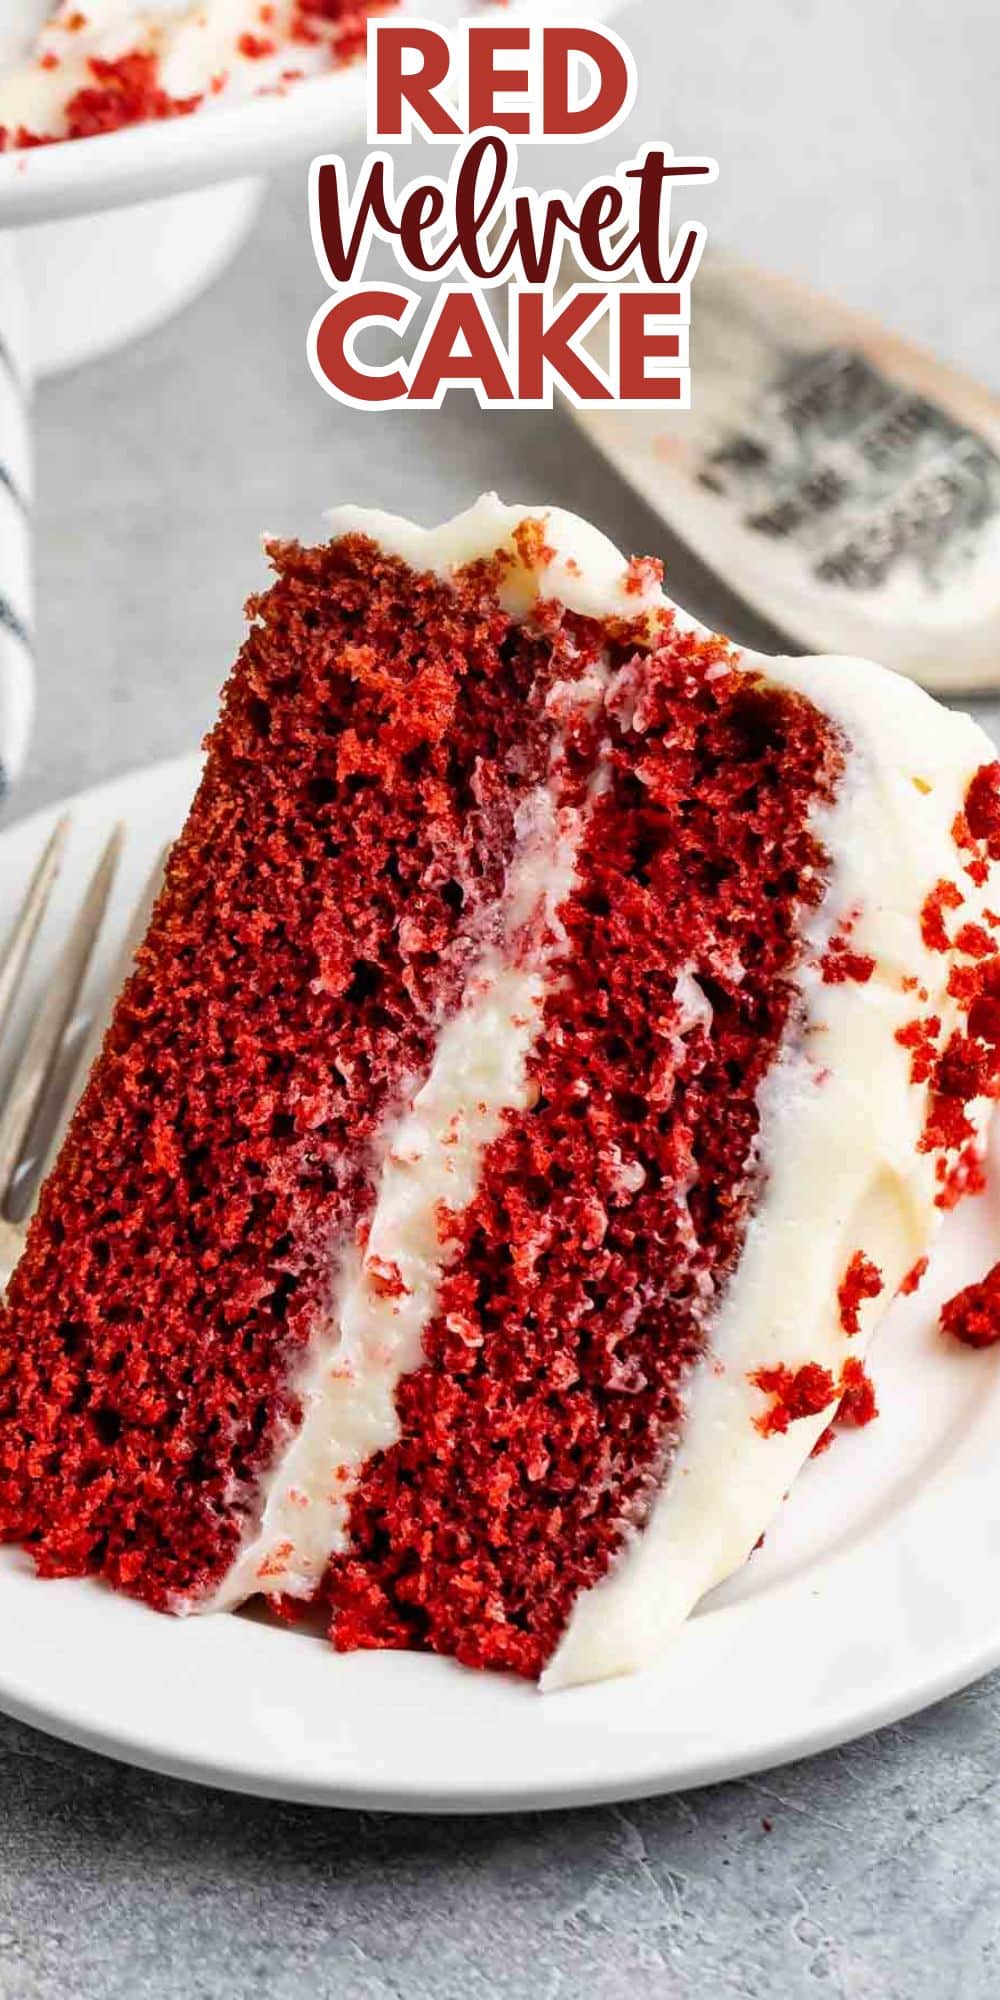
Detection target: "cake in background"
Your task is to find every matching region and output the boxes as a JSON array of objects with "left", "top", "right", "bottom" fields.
[
  {"left": 0, "top": 0, "right": 393, "bottom": 149},
  {"left": 1, "top": 496, "right": 998, "bottom": 1690}
]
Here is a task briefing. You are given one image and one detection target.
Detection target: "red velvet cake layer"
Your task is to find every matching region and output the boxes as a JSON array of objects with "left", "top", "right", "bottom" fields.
[
  {"left": 0, "top": 534, "right": 594, "bottom": 1605},
  {"left": 327, "top": 635, "right": 843, "bottom": 1675}
]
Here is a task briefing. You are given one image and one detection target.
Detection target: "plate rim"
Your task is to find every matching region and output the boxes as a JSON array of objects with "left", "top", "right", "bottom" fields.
[
  {"left": 1, "top": 1588, "right": 999, "bottom": 1817},
  {"left": 2, "top": 750, "right": 1000, "bottom": 1813}
]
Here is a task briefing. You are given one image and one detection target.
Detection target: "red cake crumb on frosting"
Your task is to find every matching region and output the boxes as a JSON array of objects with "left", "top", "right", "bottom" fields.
[
  {"left": 821, "top": 914, "right": 876, "bottom": 986},
  {"left": 810, "top": 1358, "right": 879, "bottom": 1457},
  {"left": 921, "top": 880, "right": 963, "bottom": 953},
  {"left": 838, "top": 1252, "right": 883, "bottom": 1335},
  {"left": 885, "top": 800, "right": 1000, "bottom": 1220},
  {"left": 963, "top": 763, "right": 1000, "bottom": 856},
  {"left": 896, "top": 1014, "right": 942, "bottom": 1085},
  {"left": 935, "top": 1142, "right": 988, "bottom": 1211},
  {"left": 899, "top": 1256, "right": 928, "bottom": 1297},
  {"left": 836, "top": 1357, "right": 878, "bottom": 1428},
  {"left": 803, "top": 1354, "right": 882, "bottom": 1458},
  {"left": 237, "top": 33, "right": 278, "bottom": 59},
  {"left": 941, "top": 1265, "right": 1000, "bottom": 1349},
  {"left": 752, "top": 1364, "right": 837, "bottom": 1438}
]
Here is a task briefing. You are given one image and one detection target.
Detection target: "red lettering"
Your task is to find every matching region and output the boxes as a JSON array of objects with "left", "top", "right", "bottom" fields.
[
  {"left": 313, "top": 288, "right": 412, "bottom": 404},
  {"left": 517, "top": 291, "right": 612, "bottom": 402},
  {"left": 618, "top": 291, "right": 683, "bottom": 401},
  {"left": 624, "top": 151, "right": 713, "bottom": 283},
  {"left": 576, "top": 184, "right": 626, "bottom": 272},
  {"left": 315, "top": 158, "right": 393, "bottom": 285},
  {"left": 543, "top": 29, "right": 631, "bottom": 139},
  {"left": 468, "top": 27, "right": 531, "bottom": 135},
  {"left": 409, "top": 293, "right": 514, "bottom": 405},
  {"left": 374, "top": 26, "right": 460, "bottom": 140}
]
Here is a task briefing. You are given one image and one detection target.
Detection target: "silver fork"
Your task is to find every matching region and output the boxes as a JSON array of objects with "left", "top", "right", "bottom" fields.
[{"left": 0, "top": 821, "right": 164, "bottom": 1291}]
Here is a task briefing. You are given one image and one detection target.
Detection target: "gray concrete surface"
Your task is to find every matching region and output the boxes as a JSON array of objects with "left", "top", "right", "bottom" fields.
[{"left": 1, "top": 1, "right": 999, "bottom": 1992}]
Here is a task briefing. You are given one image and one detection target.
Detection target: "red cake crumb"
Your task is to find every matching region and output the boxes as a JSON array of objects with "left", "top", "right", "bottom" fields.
[
  {"left": 624, "top": 555, "right": 665, "bottom": 597},
  {"left": 955, "top": 923, "right": 995, "bottom": 960},
  {"left": 895, "top": 843, "right": 1000, "bottom": 1196},
  {"left": 921, "top": 880, "right": 963, "bottom": 953},
  {"left": 947, "top": 963, "right": 983, "bottom": 1006},
  {"left": 751, "top": 1363, "right": 837, "bottom": 1438},
  {"left": 366, "top": 1257, "right": 409, "bottom": 1300},
  {"left": 896, "top": 1014, "right": 941, "bottom": 1085},
  {"left": 837, "top": 1357, "right": 878, "bottom": 1428},
  {"left": 899, "top": 1256, "right": 928, "bottom": 1297},
  {"left": 940, "top": 1264, "right": 1000, "bottom": 1348},
  {"left": 935, "top": 1142, "right": 988, "bottom": 1211},
  {"left": 811, "top": 1424, "right": 836, "bottom": 1458},
  {"left": 963, "top": 762, "right": 1000, "bottom": 858},
  {"left": 821, "top": 912, "right": 876, "bottom": 986},
  {"left": 970, "top": 994, "right": 1000, "bottom": 1048},
  {"left": 837, "top": 1252, "right": 883, "bottom": 1335},
  {"left": 920, "top": 1012, "right": 1000, "bottom": 1160},
  {"left": 921, "top": 1091, "right": 977, "bottom": 1156},
  {"left": 822, "top": 946, "right": 876, "bottom": 985},
  {"left": 811, "top": 1356, "right": 880, "bottom": 1455},
  {"left": 512, "top": 517, "right": 556, "bottom": 572}
]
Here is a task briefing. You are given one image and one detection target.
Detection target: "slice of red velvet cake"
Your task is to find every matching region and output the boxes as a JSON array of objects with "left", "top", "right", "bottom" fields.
[{"left": 2, "top": 495, "right": 999, "bottom": 1688}]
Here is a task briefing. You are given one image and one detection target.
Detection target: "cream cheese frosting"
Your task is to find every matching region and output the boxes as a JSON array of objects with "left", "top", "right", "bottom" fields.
[
  {"left": 544, "top": 645, "right": 997, "bottom": 1686},
  {"left": 202, "top": 495, "right": 996, "bottom": 1689}
]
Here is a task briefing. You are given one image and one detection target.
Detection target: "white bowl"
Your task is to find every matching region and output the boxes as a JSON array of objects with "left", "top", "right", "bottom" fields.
[
  {"left": 0, "top": 0, "right": 624, "bottom": 375},
  {"left": 0, "top": 0, "right": 624, "bottom": 224},
  {"left": 16, "top": 176, "right": 265, "bottom": 378}
]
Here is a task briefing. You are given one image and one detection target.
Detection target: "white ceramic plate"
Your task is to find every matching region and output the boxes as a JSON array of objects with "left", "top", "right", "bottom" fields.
[
  {"left": 0, "top": 0, "right": 625, "bottom": 224},
  {"left": 3, "top": 751, "right": 1000, "bottom": 1812}
]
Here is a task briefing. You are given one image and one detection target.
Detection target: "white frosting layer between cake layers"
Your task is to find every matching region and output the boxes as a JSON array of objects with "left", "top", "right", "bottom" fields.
[
  {"left": 203, "top": 670, "right": 603, "bottom": 1611},
  {"left": 544, "top": 645, "right": 996, "bottom": 1686},
  {"left": 208, "top": 495, "right": 996, "bottom": 1689},
  {"left": 208, "top": 963, "right": 546, "bottom": 1609},
  {"left": 0, "top": 1, "right": 331, "bottom": 136}
]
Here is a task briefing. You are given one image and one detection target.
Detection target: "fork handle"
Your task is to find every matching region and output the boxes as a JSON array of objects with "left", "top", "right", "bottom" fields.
[{"left": 0, "top": 1215, "right": 23, "bottom": 1295}]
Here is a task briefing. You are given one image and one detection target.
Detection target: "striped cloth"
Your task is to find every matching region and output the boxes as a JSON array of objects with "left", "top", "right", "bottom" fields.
[{"left": 0, "top": 235, "right": 32, "bottom": 796}]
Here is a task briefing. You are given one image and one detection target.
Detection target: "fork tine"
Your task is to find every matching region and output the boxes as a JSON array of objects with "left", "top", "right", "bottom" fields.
[
  {"left": 0, "top": 813, "right": 71, "bottom": 1044},
  {"left": 0, "top": 823, "right": 124, "bottom": 1206},
  {"left": 38, "top": 842, "right": 169, "bottom": 1181}
]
